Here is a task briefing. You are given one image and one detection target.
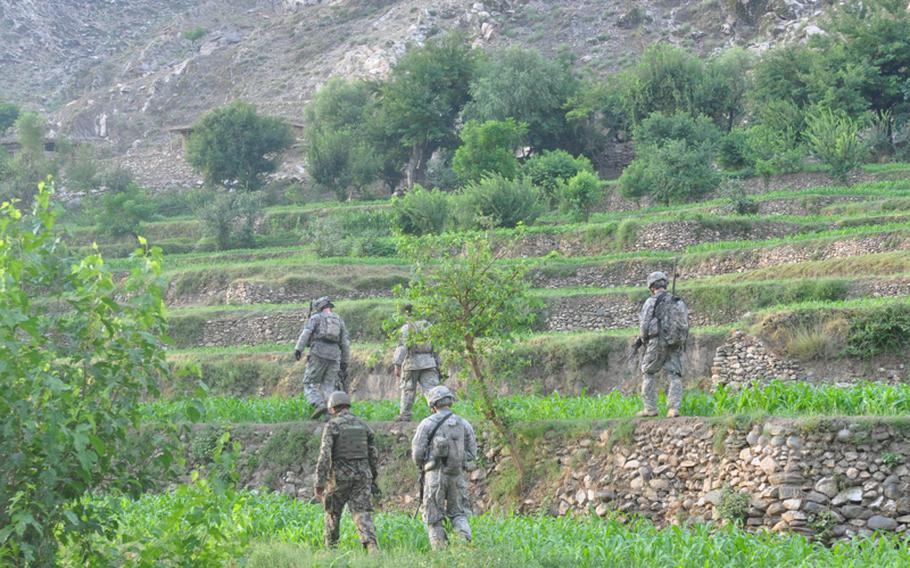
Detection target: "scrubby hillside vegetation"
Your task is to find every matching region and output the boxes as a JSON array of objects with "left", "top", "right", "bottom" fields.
[{"left": 4, "top": 1, "right": 910, "bottom": 566}]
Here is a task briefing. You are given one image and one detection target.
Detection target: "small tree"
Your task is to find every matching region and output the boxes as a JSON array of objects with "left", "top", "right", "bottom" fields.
[
  {"left": 557, "top": 170, "right": 604, "bottom": 221},
  {"left": 456, "top": 174, "right": 544, "bottom": 229},
  {"left": 804, "top": 108, "right": 869, "bottom": 183},
  {"left": 0, "top": 101, "right": 19, "bottom": 134},
  {"left": 452, "top": 119, "right": 527, "bottom": 182},
  {"left": 186, "top": 101, "right": 293, "bottom": 191},
  {"left": 190, "top": 188, "right": 261, "bottom": 250},
  {"left": 0, "top": 180, "right": 178, "bottom": 564},
  {"left": 93, "top": 179, "right": 154, "bottom": 237},
  {"left": 522, "top": 149, "right": 595, "bottom": 204},
  {"left": 391, "top": 184, "right": 452, "bottom": 236},
  {"left": 393, "top": 233, "right": 541, "bottom": 486},
  {"left": 742, "top": 124, "right": 806, "bottom": 189}
]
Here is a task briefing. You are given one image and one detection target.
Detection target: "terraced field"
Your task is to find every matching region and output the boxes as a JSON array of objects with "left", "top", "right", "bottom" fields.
[{"left": 60, "top": 168, "right": 910, "bottom": 561}]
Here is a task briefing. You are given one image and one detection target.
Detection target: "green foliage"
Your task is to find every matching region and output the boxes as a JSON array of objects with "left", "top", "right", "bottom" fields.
[
  {"left": 618, "top": 112, "right": 721, "bottom": 204},
  {"left": 71, "top": 491, "right": 910, "bottom": 567},
  {"left": 381, "top": 33, "right": 478, "bottom": 185},
  {"left": 304, "top": 79, "right": 390, "bottom": 199},
  {"left": 190, "top": 188, "right": 263, "bottom": 250},
  {"left": 64, "top": 144, "right": 99, "bottom": 192},
  {"left": 183, "top": 26, "right": 208, "bottom": 41},
  {"left": 742, "top": 124, "right": 805, "bottom": 188},
  {"left": 186, "top": 101, "right": 294, "bottom": 191},
  {"left": 556, "top": 170, "right": 604, "bottom": 221},
  {"left": 718, "top": 487, "right": 750, "bottom": 526},
  {"left": 522, "top": 149, "right": 594, "bottom": 203},
  {"left": 463, "top": 46, "right": 578, "bottom": 151},
  {"left": 804, "top": 108, "right": 869, "bottom": 183},
  {"left": 93, "top": 180, "right": 155, "bottom": 237},
  {"left": 717, "top": 128, "right": 752, "bottom": 171},
  {"left": 719, "top": 179, "right": 758, "bottom": 215},
  {"left": 308, "top": 208, "right": 395, "bottom": 258},
  {"left": 0, "top": 101, "right": 20, "bottom": 134},
  {"left": 845, "top": 304, "right": 910, "bottom": 358},
  {"left": 456, "top": 174, "right": 544, "bottom": 229},
  {"left": 391, "top": 185, "right": 451, "bottom": 235},
  {"left": 0, "top": 181, "right": 177, "bottom": 565},
  {"left": 452, "top": 119, "right": 527, "bottom": 182}
]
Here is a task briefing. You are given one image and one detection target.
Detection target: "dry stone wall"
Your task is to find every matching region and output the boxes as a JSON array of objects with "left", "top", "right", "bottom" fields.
[
  {"left": 206, "top": 417, "right": 910, "bottom": 540},
  {"left": 710, "top": 330, "right": 803, "bottom": 390}
]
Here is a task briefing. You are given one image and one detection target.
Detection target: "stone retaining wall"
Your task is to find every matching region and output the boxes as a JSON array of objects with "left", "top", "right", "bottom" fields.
[
  {"left": 207, "top": 417, "right": 910, "bottom": 540},
  {"left": 710, "top": 330, "right": 803, "bottom": 390}
]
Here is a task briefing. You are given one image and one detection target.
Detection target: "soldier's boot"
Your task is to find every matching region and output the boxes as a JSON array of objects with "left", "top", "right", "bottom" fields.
[
  {"left": 666, "top": 409, "right": 679, "bottom": 418},
  {"left": 428, "top": 523, "right": 448, "bottom": 551},
  {"left": 364, "top": 541, "right": 380, "bottom": 554}
]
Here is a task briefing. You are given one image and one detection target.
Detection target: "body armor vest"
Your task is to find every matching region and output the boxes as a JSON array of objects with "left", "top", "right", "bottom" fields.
[{"left": 334, "top": 420, "right": 369, "bottom": 460}]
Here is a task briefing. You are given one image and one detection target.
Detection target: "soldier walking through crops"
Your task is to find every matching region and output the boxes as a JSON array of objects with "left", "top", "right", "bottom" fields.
[
  {"left": 633, "top": 271, "right": 689, "bottom": 418},
  {"left": 315, "top": 391, "right": 381, "bottom": 552},
  {"left": 393, "top": 304, "right": 441, "bottom": 422},
  {"left": 411, "top": 386, "right": 478, "bottom": 550},
  {"left": 293, "top": 296, "right": 351, "bottom": 419}
]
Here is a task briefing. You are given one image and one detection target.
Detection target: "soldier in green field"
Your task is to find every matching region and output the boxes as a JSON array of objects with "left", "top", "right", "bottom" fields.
[
  {"left": 634, "top": 271, "right": 688, "bottom": 418},
  {"left": 411, "top": 386, "right": 477, "bottom": 550},
  {"left": 294, "top": 296, "right": 350, "bottom": 419},
  {"left": 315, "top": 391, "right": 380, "bottom": 552},
  {"left": 393, "top": 304, "right": 441, "bottom": 422}
]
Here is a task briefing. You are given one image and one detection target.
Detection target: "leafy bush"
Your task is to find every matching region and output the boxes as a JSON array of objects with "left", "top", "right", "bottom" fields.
[
  {"left": 0, "top": 181, "right": 178, "bottom": 565},
  {"left": 452, "top": 119, "right": 527, "bottom": 182},
  {"left": 618, "top": 112, "right": 722, "bottom": 205},
  {"left": 717, "top": 128, "right": 752, "bottom": 171},
  {"left": 183, "top": 26, "right": 208, "bottom": 41},
  {"left": 846, "top": 304, "right": 910, "bottom": 358},
  {"left": 804, "top": 108, "right": 869, "bottom": 183},
  {"left": 0, "top": 101, "right": 19, "bottom": 133},
  {"left": 310, "top": 208, "right": 395, "bottom": 257},
  {"left": 719, "top": 179, "right": 758, "bottom": 215},
  {"left": 718, "top": 487, "right": 750, "bottom": 526},
  {"left": 93, "top": 179, "right": 155, "bottom": 237},
  {"left": 556, "top": 170, "right": 604, "bottom": 221},
  {"left": 391, "top": 185, "right": 452, "bottom": 235},
  {"left": 522, "top": 149, "right": 595, "bottom": 203},
  {"left": 190, "top": 189, "right": 263, "bottom": 250},
  {"left": 456, "top": 174, "right": 544, "bottom": 229},
  {"left": 742, "top": 125, "right": 806, "bottom": 189}
]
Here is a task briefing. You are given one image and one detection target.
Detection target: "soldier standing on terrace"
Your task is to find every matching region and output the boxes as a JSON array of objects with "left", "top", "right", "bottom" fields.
[
  {"left": 315, "top": 391, "right": 380, "bottom": 553},
  {"left": 294, "top": 296, "right": 351, "bottom": 420},
  {"left": 393, "top": 304, "right": 441, "bottom": 422},
  {"left": 634, "top": 271, "right": 689, "bottom": 418}
]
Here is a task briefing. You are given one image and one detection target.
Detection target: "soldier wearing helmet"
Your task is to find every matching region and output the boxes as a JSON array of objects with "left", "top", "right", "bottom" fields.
[
  {"left": 634, "top": 270, "right": 689, "bottom": 418},
  {"left": 314, "top": 391, "right": 380, "bottom": 552},
  {"left": 393, "top": 303, "right": 441, "bottom": 422},
  {"left": 293, "top": 296, "right": 351, "bottom": 419},
  {"left": 411, "top": 385, "right": 478, "bottom": 550}
]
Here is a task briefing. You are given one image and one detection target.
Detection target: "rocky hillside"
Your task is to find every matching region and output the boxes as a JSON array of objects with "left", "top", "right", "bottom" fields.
[{"left": 2, "top": 0, "right": 830, "bottom": 186}]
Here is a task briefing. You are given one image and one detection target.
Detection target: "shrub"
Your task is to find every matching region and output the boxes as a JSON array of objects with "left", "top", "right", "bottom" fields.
[
  {"left": 846, "top": 304, "right": 910, "bottom": 358},
  {"left": 742, "top": 124, "right": 805, "bottom": 189},
  {"left": 719, "top": 179, "right": 758, "bottom": 215},
  {"left": 522, "top": 149, "right": 594, "bottom": 203},
  {"left": 190, "top": 189, "right": 262, "bottom": 250},
  {"left": 183, "top": 26, "right": 208, "bottom": 41},
  {"left": 93, "top": 179, "right": 155, "bottom": 237},
  {"left": 618, "top": 112, "right": 721, "bottom": 205},
  {"left": 718, "top": 487, "right": 750, "bottom": 526},
  {"left": 391, "top": 185, "right": 452, "bottom": 235},
  {"left": 717, "top": 128, "right": 752, "bottom": 171},
  {"left": 64, "top": 145, "right": 99, "bottom": 191},
  {"left": 804, "top": 108, "right": 869, "bottom": 183},
  {"left": 0, "top": 101, "right": 19, "bottom": 133},
  {"left": 452, "top": 118, "right": 527, "bottom": 182},
  {"left": 556, "top": 170, "right": 604, "bottom": 221},
  {"left": 456, "top": 174, "right": 544, "bottom": 229}
]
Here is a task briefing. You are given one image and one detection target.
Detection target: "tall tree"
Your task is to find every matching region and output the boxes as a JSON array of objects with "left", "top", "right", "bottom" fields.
[
  {"left": 380, "top": 34, "right": 478, "bottom": 187},
  {"left": 186, "top": 101, "right": 293, "bottom": 191}
]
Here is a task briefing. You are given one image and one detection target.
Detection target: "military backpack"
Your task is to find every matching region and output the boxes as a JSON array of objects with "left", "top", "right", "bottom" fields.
[
  {"left": 655, "top": 292, "right": 689, "bottom": 348},
  {"left": 316, "top": 312, "right": 344, "bottom": 343}
]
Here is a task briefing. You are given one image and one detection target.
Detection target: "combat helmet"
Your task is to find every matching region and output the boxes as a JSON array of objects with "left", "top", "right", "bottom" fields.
[
  {"left": 427, "top": 385, "right": 455, "bottom": 407},
  {"left": 646, "top": 271, "right": 669, "bottom": 290},
  {"left": 312, "top": 296, "right": 334, "bottom": 311},
  {"left": 327, "top": 391, "right": 352, "bottom": 409}
]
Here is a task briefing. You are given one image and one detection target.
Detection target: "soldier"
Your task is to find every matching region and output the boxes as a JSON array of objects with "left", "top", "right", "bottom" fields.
[
  {"left": 294, "top": 296, "right": 350, "bottom": 419},
  {"left": 315, "top": 391, "right": 380, "bottom": 552},
  {"left": 393, "top": 304, "right": 441, "bottom": 422},
  {"left": 634, "top": 271, "right": 688, "bottom": 418},
  {"left": 411, "top": 386, "right": 477, "bottom": 550}
]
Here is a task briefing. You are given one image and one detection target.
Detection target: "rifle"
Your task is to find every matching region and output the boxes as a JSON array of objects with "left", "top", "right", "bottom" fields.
[
  {"left": 413, "top": 413, "right": 456, "bottom": 518},
  {"left": 671, "top": 257, "right": 679, "bottom": 297}
]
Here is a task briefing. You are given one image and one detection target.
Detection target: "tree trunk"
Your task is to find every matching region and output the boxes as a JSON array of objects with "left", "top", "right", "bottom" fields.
[
  {"left": 464, "top": 335, "right": 526, "bottom": 491},
  {"left": 405, "top": 141, "right": 430, "bottom": 188}
]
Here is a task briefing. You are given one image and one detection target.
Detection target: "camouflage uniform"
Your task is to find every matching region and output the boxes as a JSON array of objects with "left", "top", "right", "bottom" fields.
[
  {"left": 294, "top": 303, "right": 351, "bottom": 409},
  {"left": 315, "top": 406, "right": 379, "bottom": 549},
  {"left": 393, "top": 320, "right": 440, "bottom": 420},
  {"left": 639, "top": 290, "right": 684, "bottom": 414},
  {"left": 411, "top": 395, "right": 477, "bottom": 550}
]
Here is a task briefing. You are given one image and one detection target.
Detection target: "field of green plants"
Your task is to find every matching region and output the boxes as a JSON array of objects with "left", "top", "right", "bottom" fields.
[{"left": 59, "top": 490, "right": 910, "bottom": 567}]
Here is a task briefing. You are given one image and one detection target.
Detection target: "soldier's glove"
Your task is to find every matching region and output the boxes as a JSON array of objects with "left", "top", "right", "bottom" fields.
[
  {"left": 632, "top": 337, "right": 643, "bottom": 350},
  {"left": 294, "top": 349, "right": 302, "bottom": 361},
  {"left": 371, "top": 481, "right": 382, "bottom": 500}
]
